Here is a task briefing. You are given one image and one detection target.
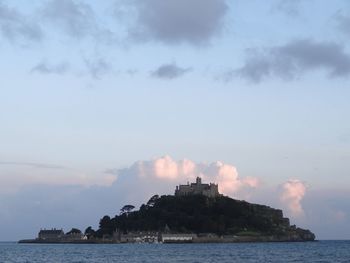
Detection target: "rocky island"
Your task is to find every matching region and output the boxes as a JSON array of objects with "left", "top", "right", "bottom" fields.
[{"left": 19, "top": 177, "right": 315, "bottom": 244}]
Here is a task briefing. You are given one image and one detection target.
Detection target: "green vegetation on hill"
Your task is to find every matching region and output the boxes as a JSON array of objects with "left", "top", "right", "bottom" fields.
[{"left": 94, "top": 194, "right": 314, "bottom": 240}]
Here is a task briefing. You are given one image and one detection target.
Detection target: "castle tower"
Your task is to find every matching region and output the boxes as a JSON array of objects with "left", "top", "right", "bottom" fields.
[{"left": 175, "top": 177, "right": 220, "bottom": 197}]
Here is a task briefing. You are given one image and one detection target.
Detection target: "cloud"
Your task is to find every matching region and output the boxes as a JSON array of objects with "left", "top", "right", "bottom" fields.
[
  {"left": 334, "top": 210, "right": 347, "bottom": 222},
  {"left": 84, "top": 57, "right": 112, "bottom": 79},
  {"left": 109, "top": 155, "right": 259, "bottom": 197},
  {"left": 335, "top": 12, "right": 350, "bottom": 37},
  {"left": 272, "top": 0, "right": 303, "bottom": 16},
  {"left": 31, "top": 61, "right": 69, "bottom": 75},
  {"left": 230, "top": 39, "right": 350, "bottom": 83},
  {"left": 42, "top": 0, "right": 108, "bottom": 40},
  {"left": 151, "top": 63, "right": 191, "bottom": 79},
  {"left": 0, "top": 162, "right": 115, "bottom": 193},
  {"left": 0, "top": 1, "right": 42, "bottom": 42},
  {"left": 117, "top": 0, "right": 228, "bottom": 45},
  {"left": 280, "top": 179, "right": 306, "bottom": 217},
  {"left": 0, "top": 161, "right": 66, "bottom": 170},
  {"left": 299, "top": 189, "right": 350, "bottom": 239}
]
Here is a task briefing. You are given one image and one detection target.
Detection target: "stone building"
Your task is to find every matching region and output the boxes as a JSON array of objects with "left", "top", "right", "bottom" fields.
[
  {"left": 175, "top": 177, "right": 220, "bottom": 198},
  {"left": 38, "top": 229, "right": 64, "bottom": 240}
]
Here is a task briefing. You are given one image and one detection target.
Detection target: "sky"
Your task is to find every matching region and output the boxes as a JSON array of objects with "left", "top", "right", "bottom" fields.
[{"left": 0, "top": 0, "right": 350, "bottom": 241}]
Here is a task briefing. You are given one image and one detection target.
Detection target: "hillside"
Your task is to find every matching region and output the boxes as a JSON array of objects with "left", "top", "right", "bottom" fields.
[{"left": 94, "top": 194, "right": 315, "bottom": 241}]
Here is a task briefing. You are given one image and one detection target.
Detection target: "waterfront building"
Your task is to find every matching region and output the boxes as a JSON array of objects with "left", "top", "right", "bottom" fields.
[
  {"left": 38, "top": 229, "right": 64, "bottom": 240},
  {"left": 161, "top": 234, "right": 197, "bottom": 243}
]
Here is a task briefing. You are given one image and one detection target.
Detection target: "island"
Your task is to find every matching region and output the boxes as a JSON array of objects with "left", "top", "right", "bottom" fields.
[{"left": 19, "top": 177, "right": 315, "bottom": 244}]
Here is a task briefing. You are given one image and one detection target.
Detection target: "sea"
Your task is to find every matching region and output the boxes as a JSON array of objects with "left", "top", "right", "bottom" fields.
[{"left": 0, "top": 241, "right": 349, "bottom": 263}]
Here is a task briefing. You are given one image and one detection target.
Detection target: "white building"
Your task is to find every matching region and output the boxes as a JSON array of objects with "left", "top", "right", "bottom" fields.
[{"left": 161, "top": 234, "right": 197, "bottom": 243}]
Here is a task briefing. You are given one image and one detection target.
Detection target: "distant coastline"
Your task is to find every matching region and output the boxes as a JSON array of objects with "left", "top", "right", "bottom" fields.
[{"left": 18, "top": 235, "right": 316, "bottom": 244}]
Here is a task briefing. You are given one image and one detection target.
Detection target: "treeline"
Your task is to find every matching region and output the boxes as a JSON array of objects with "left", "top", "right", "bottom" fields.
[{"left": 87, "top": 194, "right": 289, "bottom": 238}]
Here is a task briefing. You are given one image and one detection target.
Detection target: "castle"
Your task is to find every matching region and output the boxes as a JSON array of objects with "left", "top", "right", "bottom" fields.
[{"left": 175, "top": 177, "right": 220, "bottom": 198}]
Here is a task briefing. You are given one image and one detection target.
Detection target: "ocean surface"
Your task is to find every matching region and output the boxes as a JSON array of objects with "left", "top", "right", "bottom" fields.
[{"left": 0, "top": 241, "right": 349, "bottom": 262}]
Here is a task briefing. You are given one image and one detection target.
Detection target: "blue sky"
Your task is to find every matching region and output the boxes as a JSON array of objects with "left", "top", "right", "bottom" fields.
[{"left": 0, "top": 0, "right": 350, "bottom": 240}]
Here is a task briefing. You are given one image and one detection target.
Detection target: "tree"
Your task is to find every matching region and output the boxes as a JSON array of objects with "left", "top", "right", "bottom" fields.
[
  {"left": 146, "top": 194, "right": 159, "bottom": 208},
  {"left": 66, "top": 228, "right": 82, "bottom": 235},
  {"left": 84, "top": 226, "right": 95, "bottom": 236},
  {"left": 120, "top": 205, "right": 135, "bottom": 215},
  {"left": 99, "top": 215, "right": 111, "bottom": 229},
  {"left": 97, "top": 215, "right": 114, "bottom": 237}
]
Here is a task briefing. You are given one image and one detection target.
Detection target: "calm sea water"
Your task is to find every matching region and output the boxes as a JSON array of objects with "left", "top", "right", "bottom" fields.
[{"left": 0, "top": 241, "right": 349, "bottom": 263}]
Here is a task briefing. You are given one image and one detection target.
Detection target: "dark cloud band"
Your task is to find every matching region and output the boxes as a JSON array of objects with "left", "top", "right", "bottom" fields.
[
  {"left": 117, "top": 0, "right": 228, "bottom": 45},
  {"left": 229, "top": 39, "right": 350, "bottom": 83},
  {"left": 152, "top": 63, "right": 191, "bottom": 79}
]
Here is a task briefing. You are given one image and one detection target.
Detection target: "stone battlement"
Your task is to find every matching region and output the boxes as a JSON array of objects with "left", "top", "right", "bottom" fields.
[{"left": 175, "top": 177, "right": 220, "bottom": 198}]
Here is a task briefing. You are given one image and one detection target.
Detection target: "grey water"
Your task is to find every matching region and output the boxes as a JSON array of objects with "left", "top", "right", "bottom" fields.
[{"left": 0, "top": 241, "right": 349, "bottom": 263}]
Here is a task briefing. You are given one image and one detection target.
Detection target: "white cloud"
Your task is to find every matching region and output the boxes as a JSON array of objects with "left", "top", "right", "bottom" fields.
[{"left": 280, "top": 179, "right": 306, "bottom": 217}]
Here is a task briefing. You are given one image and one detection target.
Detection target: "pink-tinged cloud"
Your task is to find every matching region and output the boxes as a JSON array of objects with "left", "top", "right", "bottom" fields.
[
  {"left": 334, "top": 210, "right": 347, "bottom": 222},
  {"left": 280, "top": 179, "right": 306, "bottom": 217},
  {"left": 154, "top": 155, "right": 180, "bottom": 179},
  {"left": 124, "top": 155, "right": 259, "bottom": 196},
  {"left": 242, "top": 177, "right": 260, "bottom": 188},
  {"left": 205, "top": 161, "right": 241, "bottom": 194}
]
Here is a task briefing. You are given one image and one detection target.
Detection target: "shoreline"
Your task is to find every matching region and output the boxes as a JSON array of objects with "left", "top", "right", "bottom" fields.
[{"left": 18, "top": 236, "right": 316, "bottom": 244}]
